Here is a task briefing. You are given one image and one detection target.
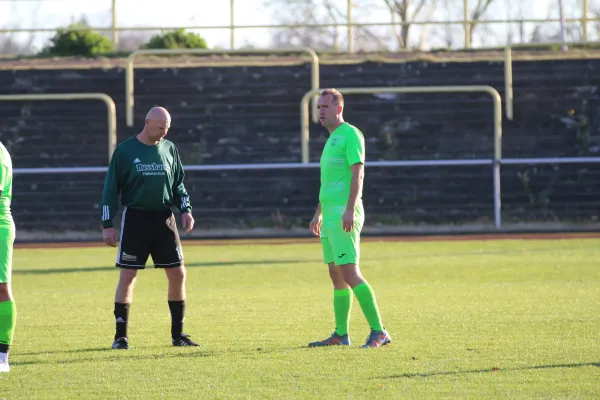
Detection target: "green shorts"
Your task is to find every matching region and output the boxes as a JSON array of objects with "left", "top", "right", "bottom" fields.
[
  {"left": 0, "top": 221, "right": 15, "bottom": 283},
  {"left": 320, "top": 206, "right": 364, "bottom": 266}
]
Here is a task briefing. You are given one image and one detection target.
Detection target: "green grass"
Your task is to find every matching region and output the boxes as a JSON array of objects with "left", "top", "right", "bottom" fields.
[{"left": 1, "top": 237, "right": 599, "bottom": 399}]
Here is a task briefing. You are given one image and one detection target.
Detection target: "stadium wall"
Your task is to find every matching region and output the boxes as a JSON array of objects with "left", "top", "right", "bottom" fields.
[{"left": 1, "top": 53, "right": 600, "bottom": 241}]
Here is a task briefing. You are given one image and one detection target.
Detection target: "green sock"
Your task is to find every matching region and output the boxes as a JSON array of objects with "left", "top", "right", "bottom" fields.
[
  {"left": 0, "top": 300, "right": 16, "bottom": 346},
  {"left": 352, "top": 282, "right": 384, "bottom": 332},
  {"left": 333, "top": 288, "right": 352, "bottom": 336}
]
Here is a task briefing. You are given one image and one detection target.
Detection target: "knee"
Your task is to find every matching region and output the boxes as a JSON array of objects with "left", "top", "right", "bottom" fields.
[
  {"left": 340, "top": 264, "right": 364, "bottom": 288},
  {"left": 119, "top": 270, "right": 138, "bottom": 286},
  {"left": 328, "top": 265, "right": 345, "bottom": 285},
  {"left": 168, "top": 266, "right": 186, "bottom": 283}
]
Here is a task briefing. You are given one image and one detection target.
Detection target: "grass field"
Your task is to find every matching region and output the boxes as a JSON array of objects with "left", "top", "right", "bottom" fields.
[{"left": 0, "top": 236, "right": 599, "bottom": 399}]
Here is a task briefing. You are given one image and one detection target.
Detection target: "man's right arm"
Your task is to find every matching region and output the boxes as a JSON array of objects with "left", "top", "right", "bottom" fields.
[
  {"left": 314, "top": 202, "right": 322, "bottom": 217},
  {"left": 100, "top": 152, "right": 120, "bottom": 229},
  {"left": 310, "top": 203, "right": 323, "bottom": 237}
]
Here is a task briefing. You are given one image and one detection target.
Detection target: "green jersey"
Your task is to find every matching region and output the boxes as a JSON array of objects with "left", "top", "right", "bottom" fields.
[
  {"left": 319, "top": 123, "right": 365, "bottom": 210},
  {"left": 100, "top": 136, "right": 192, "bottom": 228},
  {"left": 0, "top": 142, "right": 13, "bottom": 226}
]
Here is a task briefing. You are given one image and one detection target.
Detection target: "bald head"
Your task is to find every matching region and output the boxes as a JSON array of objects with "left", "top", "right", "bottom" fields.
[
  {"left": 141, "top": 106, "right": 171, "bottom": 144},
  {"left": 146, "top": 106, "right": 171, "bottom": 122}
]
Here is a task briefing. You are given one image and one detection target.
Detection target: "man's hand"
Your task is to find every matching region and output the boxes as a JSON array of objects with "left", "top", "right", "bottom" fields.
[
  {"left": 103, "top": 227, "right": 118, "bottom": 247},
  {"left": 181, "top": 212, "right": 195, "bottom": 234},
  {"left": 342, "top": 209, "right": 355, "bottom": 232},
  {"left": 310, "top": 213, "right": 323, "bottom": 237}
]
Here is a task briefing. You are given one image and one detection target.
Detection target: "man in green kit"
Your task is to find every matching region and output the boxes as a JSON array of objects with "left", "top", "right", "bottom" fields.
[
  {"left": 0, "top": 141, "right": 16, "bottom": 372},
  {"left": 101, "top": 106, "right": 198, "bottom": 350},
  {"left": 308, "top": 88, "right": 391, "bottom": 349}
]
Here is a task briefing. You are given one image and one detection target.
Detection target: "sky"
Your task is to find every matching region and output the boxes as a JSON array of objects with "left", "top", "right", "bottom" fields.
[{"left": 0, "top": 0, "right": 595, "bottom": 53}]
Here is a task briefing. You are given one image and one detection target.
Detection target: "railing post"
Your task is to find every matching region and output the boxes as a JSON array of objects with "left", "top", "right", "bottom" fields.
[
  {"left": 230, "top": 0, "right": 235, "bottom": 50},
  {"left": 583, "top": 0, "right": 589, "bottom": 42},
  {"left": 491, "top": 88, "right": 503, "bottom": 229},
  {"left": 347, "top": 0, "right": 354, "bottom": 53},
  {"left": 112, "top": 0, "right": 118, "bottom": 48},
  {"left": 464, "top": 0, "right": 471, "bottom": 48},
  {"left": 504, "top": 47, "right": 513, "bottom": 120}
]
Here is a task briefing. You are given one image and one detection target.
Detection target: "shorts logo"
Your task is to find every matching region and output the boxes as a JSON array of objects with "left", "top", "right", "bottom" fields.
[
  {"left": 338, "top": 253, "right": 346, "bottom": 259},
  {"left": 121, "top": 252, "right": 137, "bottom": 262},
  {"left": 175, "top": 246, "right": 183, "bottom": 261}
]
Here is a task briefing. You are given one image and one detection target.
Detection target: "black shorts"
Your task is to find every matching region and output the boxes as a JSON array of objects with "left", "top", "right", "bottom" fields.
[{"left": 116, "top": 207, "right": 183, "bottom": 269}]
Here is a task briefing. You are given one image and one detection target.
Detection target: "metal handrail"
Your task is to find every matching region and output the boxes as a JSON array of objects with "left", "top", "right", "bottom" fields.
[
  {"left": 503, "top": 40, "right": 600, "bottom": 121},
  {"left": 125, "top": 47, "right": 320, "bottom": 127},
  {"left": 300, "top": 85, "right": 503, "bottom": 227},
  {"left": 0, "top": 93, "right": 117, "bottom": 161}
]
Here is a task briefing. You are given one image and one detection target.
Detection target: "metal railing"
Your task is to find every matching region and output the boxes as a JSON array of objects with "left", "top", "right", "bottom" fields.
[
  {"left": 300, "top": 86, "right": 503, "bottom": 228},
  {"left": 8, "top": 86, "right": 600, "bottom": 231},
  {"left": 502, "top": 40, "right": 599, "bottom": 121},
  {"left": 0, "top": 0, "right": 595, "bottom": 52},
  {"left": 0, "top": 93, "right": 117, "bottom": 162},
  {"left": 125, "top": 47, "right": 320, "bottom": 127}
]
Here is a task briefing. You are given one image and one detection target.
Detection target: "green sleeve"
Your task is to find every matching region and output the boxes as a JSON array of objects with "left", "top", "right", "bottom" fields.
[
  {"left": 345, "top": 130, "right": 365, "bottom": 166},
  {"left": 100, "top": 150, "right": 120, "bottom": 228},
  {"left": 0, "top": 163, "right": 6, "bottom": 198},
  {"left": 172, "top": 147, "right": 192, "bottom": 213}
]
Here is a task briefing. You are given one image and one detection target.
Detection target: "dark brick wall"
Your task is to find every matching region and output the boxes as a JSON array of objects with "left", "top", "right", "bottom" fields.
[{"left": 1, "top": 56, "right": 599, "bottom": 239}]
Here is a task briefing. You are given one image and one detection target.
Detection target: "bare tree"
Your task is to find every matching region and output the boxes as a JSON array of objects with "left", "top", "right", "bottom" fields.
[
  {"left": 265, "top": 0, "right": 345, "bottom": 50},
  {"left": 526, "top": 0, "right": 588, "bottom": 44},
  {"left": 468, "top": 0, "right": 496, "bottom": 43},
  {"left": 263, "top": 0, "right": 439, "bottom": 51},
  {"left": 382, "top": 0, "right": 438, "bottom": 49},
  {"left": 441, "top": 0, "right": 455, "bottom": 48},
  {"left": 0, "top": 0, "right": 42, "bottom": 55}
]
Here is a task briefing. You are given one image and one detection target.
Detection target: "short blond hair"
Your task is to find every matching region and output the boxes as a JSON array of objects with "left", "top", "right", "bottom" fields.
[{"left": 320, "top": 88, "right": 344, "bottom": 106}]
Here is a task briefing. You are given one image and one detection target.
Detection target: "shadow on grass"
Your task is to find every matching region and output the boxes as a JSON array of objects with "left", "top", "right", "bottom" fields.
[
  {"left": 12, "top": 259, "right": 326, "bottom": 275},
  {"left": 17, "top": 347, "right": 111, "bottom": 356},
  {"left": 382, "top": 362, "right": 600, "bottom": 379},
  {"left": 11, "top": 345, "right": 308, "bottom": 366},
  {"left": 14, "top": 244, "right": 598, "bottom": 275}
]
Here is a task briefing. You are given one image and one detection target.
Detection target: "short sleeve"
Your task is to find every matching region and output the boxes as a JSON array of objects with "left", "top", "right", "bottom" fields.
[
  {"left": 345, "top": 130, "right": 365, "bottom": 166},
  {"left": 0, "top": 163, "right": 6, "bottom": 191}
]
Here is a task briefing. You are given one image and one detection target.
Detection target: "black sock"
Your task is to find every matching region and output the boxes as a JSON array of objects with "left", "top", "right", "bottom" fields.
[
  {"left": 168, "top": 300, "right": 185, "bottom": 339},
  {"left": 114, "top": 302, "right": 130, "bottom": 340},
  {"left": 0, "top": 344, "right": 8, "bottom": 353}
]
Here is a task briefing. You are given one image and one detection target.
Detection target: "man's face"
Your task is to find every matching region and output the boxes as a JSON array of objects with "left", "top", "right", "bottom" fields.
[
  {"left": 146, "top": 119, "right": 170, "bottom": 141},
  {"left": 317, "top": 94, "right": 341, "bottom": 128}
]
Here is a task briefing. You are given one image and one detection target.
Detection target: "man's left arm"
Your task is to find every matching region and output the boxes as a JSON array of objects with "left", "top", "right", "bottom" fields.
[
  {"left": 0, "top": 162, "right": 5, "bottom": 199},
  {"left": 342, "top": 163, "right": 364, "bottom": 232},
  {"left": 172, "top": 148, "right": 194, "bottom": 233},
  {"left": 342, "top": 131, "right": 366, "bottom": 232},
  {"left": 346, "top": 163, "right": 364, "bottom": 211}
]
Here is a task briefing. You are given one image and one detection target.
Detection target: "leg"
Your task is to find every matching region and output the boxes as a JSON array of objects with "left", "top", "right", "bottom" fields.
[
  {"left": 115, "top": 268, "right": 138, "bottom": 304},
  {"left": 165, "top": 266, "right": 190, "bottom": 343},
  {"left": 0, "top": 223, "right": 16, "bottom": 371},
  {"left": 329, "top": 213, "right": 391, "bottom": 348},
  {"left": 328, "top": 262, "right": 353, "bottom": 337},
  {"left": 340, "top": 263, "right": 384, "bottom": 333},
  {"left": 151, "top": 212, "right": 198, "bottom": 347},
  {"left": 308, "top": 236, "right": 352, "bottom": 347},
  {"left": 112, "top": 208, "right": 151, "bottom": 349},
  {"left": 165, "top": 265, "right": 186, "bottom": 301},
  {"left": 112, "top": 268, "right": 137, "bottom": 348}
]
